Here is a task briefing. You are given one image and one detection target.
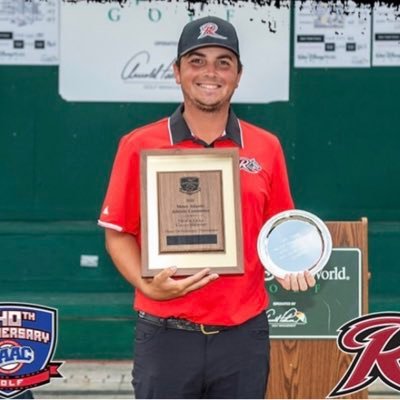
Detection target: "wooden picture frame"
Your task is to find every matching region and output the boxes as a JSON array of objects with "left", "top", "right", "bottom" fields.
[{"left": 140, "top": 148, "right": 243, "bottom": 277}]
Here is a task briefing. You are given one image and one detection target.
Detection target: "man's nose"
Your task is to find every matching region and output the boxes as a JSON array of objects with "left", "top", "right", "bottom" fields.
[{"left": 204, "top": 62, "right": 217, "bottom": 76}]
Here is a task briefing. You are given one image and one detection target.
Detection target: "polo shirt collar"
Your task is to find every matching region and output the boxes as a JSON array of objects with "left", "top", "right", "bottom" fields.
[{"left": 168, "top": 105, "right": 243, "bottom": 147}]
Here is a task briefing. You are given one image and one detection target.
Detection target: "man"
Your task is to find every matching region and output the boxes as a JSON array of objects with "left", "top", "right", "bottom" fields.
[{"left": 98, "top": 16, "right": 315, "bottom": 399}]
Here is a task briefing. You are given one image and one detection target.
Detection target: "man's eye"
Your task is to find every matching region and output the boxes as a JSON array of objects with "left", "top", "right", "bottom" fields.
[
  {"left": 218, "top": 59, "right": 232, "bottom": 67},
  {"left": 190, "top": 58, "right": 203, "bottom": 65}
]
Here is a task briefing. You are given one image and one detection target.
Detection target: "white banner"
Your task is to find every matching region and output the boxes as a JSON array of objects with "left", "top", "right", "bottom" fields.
[
  {"left": 0, "top": 0, "right": 58, "bottom": 65},
  {"left": 294, "top": 0, "right": 371, "bottom": 68},
  {"left": 373, "top": 4, "right": 400, "bottom": 66},
  {"left": 59, "top": 1, "right": 290, "bottom": 103}
]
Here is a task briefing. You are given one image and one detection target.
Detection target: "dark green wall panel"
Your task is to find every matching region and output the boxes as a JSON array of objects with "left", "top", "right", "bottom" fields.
[
  {"left": 288, "top": 68, "right": 400, "bottom": 219},
  {"left": 1, "top": 65, "right": 399, "bottom": 220},
  {"left": 0, "top": 221, "right": 131, "bottom": 292}
]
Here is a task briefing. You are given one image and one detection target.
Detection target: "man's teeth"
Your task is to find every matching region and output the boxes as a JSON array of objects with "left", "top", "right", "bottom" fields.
[{"left": 199, "top": 84, "right": 219, "bottom": 89}]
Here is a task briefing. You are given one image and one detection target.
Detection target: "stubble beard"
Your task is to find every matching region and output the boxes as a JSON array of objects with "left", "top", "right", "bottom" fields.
[
  {"left": 188, "top": 93, "right": 233, "bottom": 114},
  {"left": 181, "top": 85, "right": 235, "bottom": 113},
  {"left": 194, "top": 99, "right": 222, "bottom": 113}
]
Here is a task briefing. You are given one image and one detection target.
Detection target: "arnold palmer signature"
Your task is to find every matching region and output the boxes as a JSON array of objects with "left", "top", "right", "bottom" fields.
[
  {"left": 266, "top": 307, "right": 306, "bottom": 324},
  {"left": 121, "top": 51, "right": 175, "bottom": 81}
]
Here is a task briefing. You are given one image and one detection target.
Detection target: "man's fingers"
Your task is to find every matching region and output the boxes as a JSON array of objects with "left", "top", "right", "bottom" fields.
[
  {"left": 297, "top": 273, "right": 308, "bottom": 291},
  {"left": 179, "top": 268, "right": 212, "bottom": 287},
  {"left": 153, "top": 267, "right": 177, "bottom": 283},
  {"left": 184, "top": 273, "right": 219, "bottom": 294},
  {"left": 276, "top": 274, "right": 290, "bottom": 290},
  {"left": 276, "top": 272, "right": 316, "bottom": 292},
  {"left": 148, "top": 267, "right": 220, "bottom": 299},
  {"left": 290, "top": 273, "right": 300, "bottom": 292},
  {"left": 305, "top": 271, "right": 316, "bottom": 287}
]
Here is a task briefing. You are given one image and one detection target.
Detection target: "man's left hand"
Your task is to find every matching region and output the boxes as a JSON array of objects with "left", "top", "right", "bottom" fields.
[{"left": 275, "top": 271, "right": 316, "bottom": 291}]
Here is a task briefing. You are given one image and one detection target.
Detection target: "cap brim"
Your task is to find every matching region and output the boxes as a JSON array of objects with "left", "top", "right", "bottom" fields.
[{"left": 179, "top": 43, "right": 240, "bottom": 58}]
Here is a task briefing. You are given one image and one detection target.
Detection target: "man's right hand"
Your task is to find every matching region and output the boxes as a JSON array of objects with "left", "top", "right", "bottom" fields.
[
  {"left": 105, "top": 229, "right": 219, "bottom": 301},
  {"left": 140, "top": 267, "right": 219, "bottom": 301}
]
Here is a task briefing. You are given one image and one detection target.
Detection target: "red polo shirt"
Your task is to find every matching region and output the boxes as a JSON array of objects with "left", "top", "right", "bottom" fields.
[{"left": 98, "top": 106, "right": 294, "bottom": 326}]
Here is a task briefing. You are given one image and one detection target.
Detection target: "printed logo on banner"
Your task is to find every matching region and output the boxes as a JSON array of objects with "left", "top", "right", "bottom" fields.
[
  {"left": 267, "top": 307, "right": 308, "bottom": 328},
  {"left": 0, "top": 304, "right": 63, "bottom": 399},
  {"left": 329, "top": 312, "right": 400, "bottom": 397}
]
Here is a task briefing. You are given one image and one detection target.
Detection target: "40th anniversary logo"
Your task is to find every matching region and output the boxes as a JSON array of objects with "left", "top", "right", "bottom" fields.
[{"left": 0, "top": 303, "right": 63, "bottom": 399}]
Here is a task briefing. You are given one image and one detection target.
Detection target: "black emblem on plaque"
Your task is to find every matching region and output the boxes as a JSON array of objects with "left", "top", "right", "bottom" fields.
[{"left": 180, "top": 177, "right": 200, "bottom": 195}]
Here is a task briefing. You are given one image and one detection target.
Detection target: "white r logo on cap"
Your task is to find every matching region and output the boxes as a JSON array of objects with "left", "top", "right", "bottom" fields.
[{"left": 198, "top": 23, "right": 227, "bottom": 40}]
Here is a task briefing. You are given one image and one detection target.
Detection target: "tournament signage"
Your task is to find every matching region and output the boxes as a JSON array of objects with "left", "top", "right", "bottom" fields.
[
  {"left": 0, "top": 0, "right": 59, "bottom": 65},
  {"left": 372, "top": 3, "right": 400, "bottom": 66},
  {"left": 59, "top": 1, "right": 290, "bottom": 103},
  {"left": 294, "top": 0, "right": 371, "bottom": 68},
  {"left": 266, "top": 249, "right": 361, "bottom": 338},
  {"left": 0, "top": 304, "right": 62, "bottom": 399}
]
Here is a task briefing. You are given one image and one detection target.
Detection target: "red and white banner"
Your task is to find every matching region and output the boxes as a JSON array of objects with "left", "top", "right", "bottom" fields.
[{"left": 0, "top": 363, "right": 62, "bottom": 390}]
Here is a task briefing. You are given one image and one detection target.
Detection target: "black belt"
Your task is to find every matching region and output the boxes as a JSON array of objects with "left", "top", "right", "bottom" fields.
[{"left": 138, "top": 311, "right": 229, "bottom": 335}]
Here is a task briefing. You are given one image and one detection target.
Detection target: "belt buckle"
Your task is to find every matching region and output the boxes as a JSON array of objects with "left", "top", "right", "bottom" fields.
[{"left": 200, "top": 324, "right": 220, "bottom": 335}]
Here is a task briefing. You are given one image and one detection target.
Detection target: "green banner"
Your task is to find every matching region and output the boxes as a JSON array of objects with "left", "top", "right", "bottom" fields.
[{"left": 266, "top": 248, "right": 361, "bottom": 339}]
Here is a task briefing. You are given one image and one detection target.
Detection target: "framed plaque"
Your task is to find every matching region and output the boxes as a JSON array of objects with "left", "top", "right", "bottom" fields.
[
  {"left": 141, "top": 148, "right": 243, "bottom": 277},
  {"left": 257, "top": 209, "right": 332, "bottom": 278}
]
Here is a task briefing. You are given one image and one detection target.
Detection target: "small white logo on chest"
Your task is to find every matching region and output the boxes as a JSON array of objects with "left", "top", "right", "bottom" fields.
[{"left": 239, "top": 157, "right": 262, "bottom": 173}]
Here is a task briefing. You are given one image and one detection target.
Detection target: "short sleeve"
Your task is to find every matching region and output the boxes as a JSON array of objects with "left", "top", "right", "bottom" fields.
[
  {"left": 98, "top": 134, "right": 140, "bottom": 235},
  {"left": 264, "top": 140, "right": 294, "bottom": 220}
]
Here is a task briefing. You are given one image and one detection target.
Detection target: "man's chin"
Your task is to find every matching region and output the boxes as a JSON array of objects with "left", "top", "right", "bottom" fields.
[{"left": 194, "top": 101, "right": 223, "bottom": 113}]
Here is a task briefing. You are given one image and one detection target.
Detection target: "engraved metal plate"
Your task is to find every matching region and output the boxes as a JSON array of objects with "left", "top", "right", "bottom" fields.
[{"left": 257, "top": 210, "right": 332, "bottom": 278}]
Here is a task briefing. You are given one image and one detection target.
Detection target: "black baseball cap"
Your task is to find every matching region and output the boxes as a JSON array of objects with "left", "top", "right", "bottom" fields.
[{"left": 177, "top": 16, "right": 240, "bottom": 59}]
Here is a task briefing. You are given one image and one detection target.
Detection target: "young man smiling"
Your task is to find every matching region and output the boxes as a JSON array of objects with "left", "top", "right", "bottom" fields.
[{"left": 99, "top": 16, "right": 315, "bottom": 399}]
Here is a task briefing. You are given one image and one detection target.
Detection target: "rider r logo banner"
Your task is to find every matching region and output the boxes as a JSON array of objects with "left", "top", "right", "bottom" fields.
[{"left": 330, "top": 312, "right": 400, "bottom": 397}]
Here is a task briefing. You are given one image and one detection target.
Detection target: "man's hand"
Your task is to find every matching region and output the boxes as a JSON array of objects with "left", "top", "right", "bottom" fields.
[
  {"left": 104, "top": 229, "right": 219, "bottom": 301},
  {"left": 140, "top": 267, "right": 219, "bottom": 301},
  {"left": 275, "top": 271, "right": 316, "bottom": 292}
]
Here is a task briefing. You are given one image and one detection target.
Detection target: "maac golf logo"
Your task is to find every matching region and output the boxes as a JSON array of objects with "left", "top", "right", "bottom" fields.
[
  {"left": 329, "top": 312, "right": 400, "bottom": 397},
  {"left": 0, "top": 304, "right": 62, "bottom": 398}
]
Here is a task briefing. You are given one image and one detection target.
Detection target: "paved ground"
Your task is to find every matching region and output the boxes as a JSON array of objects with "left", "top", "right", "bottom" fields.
[
  {"left": 35, "top": 361, "right": 133, "bottom": 399},
  {"left": 33, "top": 360, "right": 398, "bottom": 399}
]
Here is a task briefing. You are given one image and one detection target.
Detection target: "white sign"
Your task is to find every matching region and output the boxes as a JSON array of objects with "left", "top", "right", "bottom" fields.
[
  {"left": 59, "top": 1, "right": 290, "bottom": 103},
  {"left": 0, "top": 0, "right": 58, "bottom": 65},
  {"left": 294, "top": 0, "right": 371, "bottom": 68},
  {"left": 373, "top": 4, "right": 400, "bottom": 66}
]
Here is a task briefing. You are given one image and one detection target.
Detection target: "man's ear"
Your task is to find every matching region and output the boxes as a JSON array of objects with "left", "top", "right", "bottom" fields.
[
  {"left": 173, "top": 63, "right": 181, "bottom": 85},
  {"left": 236, "top": 69, "right": 243, "bottom": 88}
]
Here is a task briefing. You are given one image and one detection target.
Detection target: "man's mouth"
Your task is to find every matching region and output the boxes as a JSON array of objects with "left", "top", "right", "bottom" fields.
[{"left": 197, "top": 83, "right": 221, "bottom": 90}]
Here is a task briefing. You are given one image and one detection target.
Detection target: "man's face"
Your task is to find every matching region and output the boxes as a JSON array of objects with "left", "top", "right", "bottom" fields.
[{"left": 173, "top": 46, "right": 242, "bottom": 113}]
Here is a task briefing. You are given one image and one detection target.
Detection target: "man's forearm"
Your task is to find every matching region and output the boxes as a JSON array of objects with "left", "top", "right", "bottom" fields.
[{"left": 105, "top": 228, "right": 144, "bottom": 291}]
